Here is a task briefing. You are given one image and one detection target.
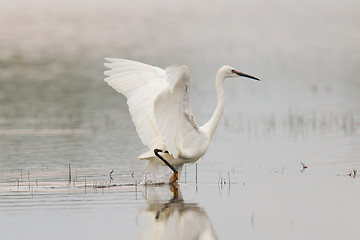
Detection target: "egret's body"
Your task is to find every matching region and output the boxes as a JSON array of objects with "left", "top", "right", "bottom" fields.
[{"left": 104, "top": 58, "right": 259, "bottom": 183}]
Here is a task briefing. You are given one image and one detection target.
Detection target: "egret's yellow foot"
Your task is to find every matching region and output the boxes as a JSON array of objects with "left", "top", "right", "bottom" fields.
[
  {"left": 169, "top": 172, "right": 178, "bottom": 184},
  {"left": 169, "top": 184, "right": 178, "bottom": 198}
]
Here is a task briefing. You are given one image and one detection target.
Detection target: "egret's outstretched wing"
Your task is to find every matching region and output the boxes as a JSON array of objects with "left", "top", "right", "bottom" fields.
[
  {"left": 104, "top": 58, "right": 167, "bottom": 148},
  {"left": 154, "top": 65, "right": 204, "bottom": 158}
]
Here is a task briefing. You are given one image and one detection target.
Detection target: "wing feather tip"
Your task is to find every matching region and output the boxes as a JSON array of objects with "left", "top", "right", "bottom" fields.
[
  {"left": 104, "top": 70, "right": 112, "bottom": 77},
  {"left": 105, "top": 57, "right": 120, "bottom": 62},
  {"left": 104, "top": 62, "right": 112, "bottom": 69},
  {"left": 104, "top": 76, "right": 110, "bottom": 82}
]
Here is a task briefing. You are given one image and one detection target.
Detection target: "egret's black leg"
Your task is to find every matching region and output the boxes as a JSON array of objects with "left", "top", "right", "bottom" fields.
[
  {"left": 154, "top": 149, "right": 177, "bottom": 173},
  {"left": 154, "top": 149, "right": 178, "bottom": 184}
]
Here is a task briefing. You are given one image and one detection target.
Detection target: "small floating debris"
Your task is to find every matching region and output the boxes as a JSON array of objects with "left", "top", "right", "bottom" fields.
[
  {"left": 300, "top": 162, "right": 308, "bottom": 171},
  {"left": 348, "top": 169, "right": 357, "bottom": 178},
  {"left": 218, "top": 172, "right": 231, "bottom": 186},
  {"left": 94, "top": 183, "right": 117, "bottom": 189}
]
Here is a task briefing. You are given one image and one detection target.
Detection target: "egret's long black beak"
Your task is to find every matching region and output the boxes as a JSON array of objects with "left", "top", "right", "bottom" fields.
[{"left": 232, "top": 69, "right": 260, "bottom": 81}]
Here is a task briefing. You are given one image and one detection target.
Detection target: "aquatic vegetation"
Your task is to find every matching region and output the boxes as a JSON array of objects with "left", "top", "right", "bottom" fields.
[{"left": 109, "top": 169, "right": 114, "bottom": 182}]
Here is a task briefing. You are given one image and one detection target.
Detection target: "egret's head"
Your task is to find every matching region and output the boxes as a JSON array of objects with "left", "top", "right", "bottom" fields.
[{"left": 219, "top": 65, "right": 260, "bottom": 81}]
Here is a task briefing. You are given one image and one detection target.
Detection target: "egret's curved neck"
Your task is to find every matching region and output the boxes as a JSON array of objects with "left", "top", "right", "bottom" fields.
[{"left": 200, "top": 70, "right": 225, "bottom": 139}]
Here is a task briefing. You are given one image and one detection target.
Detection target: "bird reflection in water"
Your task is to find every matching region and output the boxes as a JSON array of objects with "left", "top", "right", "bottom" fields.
[{"left": 138, "top": 185, "right": 218, "bottom": 240}]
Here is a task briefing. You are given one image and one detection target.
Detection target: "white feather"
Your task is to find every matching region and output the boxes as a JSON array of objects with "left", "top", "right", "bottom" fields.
[
  {"left": 104, "top": 59, "right": 204, "bottom": 160},
  {"left": 154, "top": 65, "right": 205, "bottom": 159},
  {"left": 104, "top": 58, "right": 167, "bottom": 150}
]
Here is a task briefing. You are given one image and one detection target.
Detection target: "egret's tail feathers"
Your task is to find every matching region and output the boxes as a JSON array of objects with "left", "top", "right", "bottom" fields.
[{"left": 138, "top": 150, "right": 155, "bottom": 160}]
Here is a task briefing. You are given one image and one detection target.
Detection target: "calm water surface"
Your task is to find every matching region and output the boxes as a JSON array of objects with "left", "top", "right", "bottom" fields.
[{"left": 1, "top": 0, "right": 360, "bottom": 239}]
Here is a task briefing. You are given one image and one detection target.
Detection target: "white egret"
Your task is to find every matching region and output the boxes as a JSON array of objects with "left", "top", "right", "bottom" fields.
[{"left": 104, "top": 58, "right": 260, "bottom": 184}]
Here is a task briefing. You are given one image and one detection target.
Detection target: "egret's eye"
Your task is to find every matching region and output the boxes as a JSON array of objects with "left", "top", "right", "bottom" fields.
[{"left": 231, "top": 69, "right": 235, "bottom": 73}]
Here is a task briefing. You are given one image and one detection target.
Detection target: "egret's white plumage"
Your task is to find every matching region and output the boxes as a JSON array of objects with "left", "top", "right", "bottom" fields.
[
  {"left": 104, "top": 58, "right": 167, "bottom": 150},
  {"left": 104, "top": 58, "right": 260, "bottom": 182},
  {"left": 153, "top": 65, "right": 206, "bottom": 160}
]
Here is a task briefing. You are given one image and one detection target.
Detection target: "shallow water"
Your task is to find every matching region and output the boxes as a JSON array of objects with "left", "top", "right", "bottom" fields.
[{"left": 1, "top": 0, "right": 360, "bottom": 239}]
